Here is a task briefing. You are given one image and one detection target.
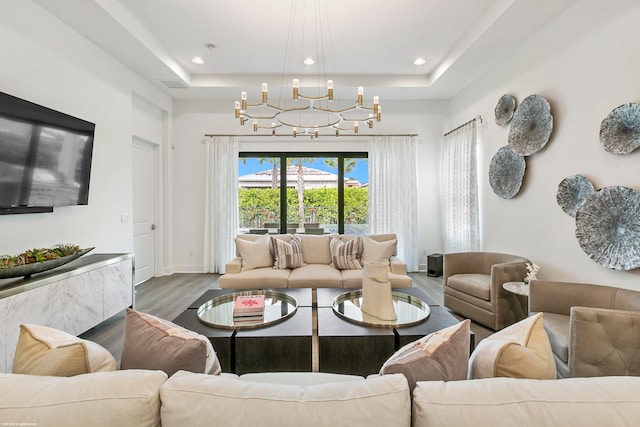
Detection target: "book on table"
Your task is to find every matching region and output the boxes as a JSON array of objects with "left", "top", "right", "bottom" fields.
[{"left": 233, "top": 295, "right": 265, "bottom": 320}]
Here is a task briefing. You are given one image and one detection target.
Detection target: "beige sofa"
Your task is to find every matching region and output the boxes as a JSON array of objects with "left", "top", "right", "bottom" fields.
[
  {"left": 219, "top": 233, "right": 412, "bottom": 289},
  {"left": 2, "top": 370, "right": 640, "bottom": 426},
  {"left": 529, "top": 279, "right": 640, "bottom": 378}
]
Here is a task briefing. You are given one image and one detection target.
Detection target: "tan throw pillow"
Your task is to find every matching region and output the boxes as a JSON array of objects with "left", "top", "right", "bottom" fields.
[
  {"left": 270, "top": 235, "right": 305, "bottom": 269},
  {"left": 361, "top": 236, "right": 397, "bottom": 266},
  {"left": 330, "top": 236, "right": 362, "bottom": 270},
  {"left": 380, "top": 320, "right": 470, "bottom": 391},
  {"left": 120, "top": 309, "right": 222, "bottom": 377},
  {"left": 12, "top": 324, "right": 117, "bottom": 376},
  {"left": 235, "top": 235, "right": 272, "bottom": 271},
  {"left": 468, "top": 312, "right": 556, "bottom": 379}
]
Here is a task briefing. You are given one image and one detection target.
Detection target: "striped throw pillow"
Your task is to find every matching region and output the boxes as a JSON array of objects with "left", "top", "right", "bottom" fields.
[
  {"left": 271, "top": 236, "right": 305, "bottom": 269},
  {"left": 330, "top": 236, "right": 362, "bottom": 270}
]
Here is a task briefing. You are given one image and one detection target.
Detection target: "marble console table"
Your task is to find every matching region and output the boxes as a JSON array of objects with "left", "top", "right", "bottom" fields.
[{"left": 0, "top": 253, "right": 134, "bottom": 373}]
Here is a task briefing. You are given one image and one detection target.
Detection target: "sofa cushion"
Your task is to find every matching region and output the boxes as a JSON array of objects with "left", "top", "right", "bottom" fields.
[
  {"left": 412, "top": 376, "right": 640, "bottom": 427},
  {"left": 160, "top": 370, "right": 410, "bottom": 427},
  {"left": 329, "top": 236, "right": 362, "bottom": 270},
  {"left": 468, "top": 313, "right": 556, "bottom": 379},
  {"left": 238, "top": 372, "right": 365, "bottom": 386},
  {"left": 271, "top": 235, "right": 304, "bottom": 269},
  {"left": 296, "top": 234, "right": 333, "bottom": 264},
  {"left": 236, "top": 234, "right": 273, "bottom": 271},
  {"left": 380, "top": 320, "right": 470, "bottom": 391},
  {"left": 0, "top": 370, "right": 166, "bottom": 427},
  {"left": 121, "top": 309, "right": 221, "bottom": 376},
  {"left": 12, "top": 324, "right": 117, "bottom": 376},
  {"left": 361, "top": 236, "right": 397, "bottom": 266},
  {"left": 288, "top": 264, "right": 343, "bottom": 288},
  {"left": 340, "top": 269, "right": 412, "bottom": 288},
  {"left": 446, "top": 274, "right": 491, "bottom": 300},
  {"left": 219, "top": 267, "right": 290, "bottom": 289}
]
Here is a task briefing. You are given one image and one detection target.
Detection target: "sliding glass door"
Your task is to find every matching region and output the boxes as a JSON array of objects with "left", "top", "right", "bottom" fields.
[{"left": 238, "top": 152, "right": 368, "bottom": 235}]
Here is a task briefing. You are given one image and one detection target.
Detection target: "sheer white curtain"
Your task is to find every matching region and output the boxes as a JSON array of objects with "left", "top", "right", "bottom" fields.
[
  {"left": 368, "top": 136, "right": 419, "bottom": 272},
  {"left": 440, "top": 120, "right": 480, "bottom": 253},
  {"left": 203, "top": 136, "right": 239, "bottom": 273}
]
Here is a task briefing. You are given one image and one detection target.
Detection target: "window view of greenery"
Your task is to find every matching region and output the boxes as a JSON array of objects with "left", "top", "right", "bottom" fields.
[{"left": 238, "top": 154, "right": 368, "bottom": 235}]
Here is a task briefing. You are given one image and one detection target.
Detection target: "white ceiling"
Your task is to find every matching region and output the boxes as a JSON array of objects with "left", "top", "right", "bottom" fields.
[{"left": 34, "top": 0, "right": 577, "bottom": 101}]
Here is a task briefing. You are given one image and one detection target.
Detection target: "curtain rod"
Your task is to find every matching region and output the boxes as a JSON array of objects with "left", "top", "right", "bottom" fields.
[
  {"left": 443, "top": 115, "right": 482, "bottom": 136},
  {"left": 203, "top": 133, "right": 418, "bottom": 138}
]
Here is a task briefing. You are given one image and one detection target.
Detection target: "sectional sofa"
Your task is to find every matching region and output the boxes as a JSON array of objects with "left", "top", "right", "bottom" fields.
[
  {"left": 2, "top": 369, "right": 639, "bottom": 426},
  {"left": 219, "top": 233, "right": 412, "bottom": 289}
]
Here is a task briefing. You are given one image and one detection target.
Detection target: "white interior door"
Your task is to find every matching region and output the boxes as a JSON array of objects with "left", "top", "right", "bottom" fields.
[{"left": 132, "top": 139, "right": 156, "bottom": 285}]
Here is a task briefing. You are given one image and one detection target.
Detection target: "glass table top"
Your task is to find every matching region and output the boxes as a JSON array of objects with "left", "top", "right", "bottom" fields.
[
  {"left": 197, "top": 290, "right": 298, "bottom": 329},
  {"left": 331, "top": 290, "right": 430, "bottom": 328}
]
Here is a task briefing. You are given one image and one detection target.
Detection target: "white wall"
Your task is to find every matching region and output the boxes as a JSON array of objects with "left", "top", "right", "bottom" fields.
[
  {"left": 0, "top": 0, "right": 172, "bottom": 256},
  {"left": 171, "top": 99, "right": 447, "bottom": 272},
  {"left": 448, "top": 0, "right": 640, "bottom": 289}
]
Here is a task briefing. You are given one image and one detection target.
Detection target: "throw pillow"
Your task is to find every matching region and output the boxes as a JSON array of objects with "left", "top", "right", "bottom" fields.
[
  {"left": 235, "top": 235, "right": 272, "bottom": 271},
  {"left": 120, "top": 308, "right": 222, "bottom": 376},
  {"left": 468, "top": 312, "right": 556, "bottom": 379},
  {"left": 361, "top": 236, "right": 397, "bottom": 266},
  {"left": 329, "top": 236, "right": 362, "bottom": 270},
  {"left": 271, "top": 235, "right": 305, "bottom": 269},
  {"left": 12, "top": 324, "right": 117, "bottom": 376},
  {"left": 379, "top": 320, "right": 470, "bottom": 391}
]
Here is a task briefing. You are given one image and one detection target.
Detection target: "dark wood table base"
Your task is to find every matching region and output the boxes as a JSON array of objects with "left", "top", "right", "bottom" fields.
[{"left": 173, "top": 287, "right": 470, "bottom": 376}]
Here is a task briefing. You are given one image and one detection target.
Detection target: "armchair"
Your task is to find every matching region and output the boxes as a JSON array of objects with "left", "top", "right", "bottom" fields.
[
  {"left": 443, "top": 252, "right": 529, "bottom": 331},
  {"left": 529, "top": 280, "right": 640, "bottom": 378}
]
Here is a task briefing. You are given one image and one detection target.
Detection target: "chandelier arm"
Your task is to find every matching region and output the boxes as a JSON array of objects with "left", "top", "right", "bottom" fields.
[
  {"left": 277, "top": 117, "right": 341, "bottom": 128},
  {"left": 313, "top": 105, "right": 360, "bottom": 114},
  {"left": 240, "top": 112, "right": 279, "bottom": 120},
  {"left": 296, "top": 93, "right": 330, "bottom": 101}
]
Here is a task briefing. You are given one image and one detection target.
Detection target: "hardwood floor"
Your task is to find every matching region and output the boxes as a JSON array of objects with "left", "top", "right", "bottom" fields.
[{"left": 81, "top": 272, "right": 492, "bottom": 365}]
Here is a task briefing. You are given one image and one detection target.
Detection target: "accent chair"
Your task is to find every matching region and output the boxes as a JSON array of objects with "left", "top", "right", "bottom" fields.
[{"left": 443, "top": 252, "right": 529, "bottom": 331}]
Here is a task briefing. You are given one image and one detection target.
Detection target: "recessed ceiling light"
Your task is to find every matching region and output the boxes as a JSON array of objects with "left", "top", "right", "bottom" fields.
[
  {"left": 414, "top": 58, "right": 426, "bottom": 66},
  {"left": 192, "top": 56, "right": 204, "bottom": 65},
  {"left": 304, "top": 57, "right": 315, "bottom": 65}
]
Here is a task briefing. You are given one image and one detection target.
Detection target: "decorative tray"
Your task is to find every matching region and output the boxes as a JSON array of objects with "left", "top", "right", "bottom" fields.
[{"left": 0, "top": 247, "right": 94, "bottom": 280}]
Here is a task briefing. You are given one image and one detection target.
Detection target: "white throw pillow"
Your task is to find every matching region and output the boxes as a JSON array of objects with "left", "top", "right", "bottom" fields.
[
  {"left": 13, "top": 324, "right": 117, "bottom": 376},
  {"left": 361, "top": 236, "right": 397, "bottom": 266},
  {"left": 235, "top": 235, "right": 272, "bottom": 271},
  {"left": 468, "top": 312, "right": 556, "bottom": 379}
]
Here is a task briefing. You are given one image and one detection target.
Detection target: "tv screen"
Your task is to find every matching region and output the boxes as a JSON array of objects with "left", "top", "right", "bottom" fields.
[{"left": 0, "top": 91, "right": 95, "bottom": 211}]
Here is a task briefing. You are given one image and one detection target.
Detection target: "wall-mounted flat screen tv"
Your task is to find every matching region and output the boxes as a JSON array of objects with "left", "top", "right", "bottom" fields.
[{"left": 0, "top": 91, "right": 95, "bottom": 214}]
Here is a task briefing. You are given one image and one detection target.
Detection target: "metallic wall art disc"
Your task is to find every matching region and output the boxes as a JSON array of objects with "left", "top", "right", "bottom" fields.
[
  {"left": 508, "top": 94, "right": 553, "bottom": 156},
  {"left": 495, "top": 94, "right": 516, "bottom": 126},
  {"left": 489, "top": 146, "right": 526, "bottom": 199},
  {"left": 556, "top": 174, "right": 595, "bottom": 217},
  {"left": 599, "top": 103, "right": 640, "bottom": 155},
  {"left": 575, "top": 186, "right": 640, "bottom": 270}
]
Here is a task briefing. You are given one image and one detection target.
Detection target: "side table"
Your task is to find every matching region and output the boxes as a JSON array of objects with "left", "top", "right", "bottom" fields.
[{"left": 503, "top": 281, "right": 529, "bottom": 297}]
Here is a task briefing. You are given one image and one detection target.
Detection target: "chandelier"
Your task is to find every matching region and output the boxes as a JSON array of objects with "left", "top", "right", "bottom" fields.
[{"left": 233, "top": 1, "right": 381, "bottom": 138}]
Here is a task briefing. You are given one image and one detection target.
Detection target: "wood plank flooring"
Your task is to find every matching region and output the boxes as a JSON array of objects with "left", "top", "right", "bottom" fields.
[{"left": 81, "top": 272, "right": 492, "bottom": 365}]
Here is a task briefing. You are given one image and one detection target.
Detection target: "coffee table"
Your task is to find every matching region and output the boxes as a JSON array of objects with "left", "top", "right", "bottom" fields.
[
  {"left": 316, "top": 288, "right": 471, "bottom": 376},
  {"left": 174, "top": 286, "right": 469, "bottom": 376},
  {"left": 173, "top": 288, "right": 312, "bottom": 374}
]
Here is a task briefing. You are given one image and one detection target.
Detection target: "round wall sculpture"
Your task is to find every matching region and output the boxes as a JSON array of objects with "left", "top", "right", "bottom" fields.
[
  {"left": 489, "top": 146, "right": 526, "bottom": 199},
  {"left": 556, "top": 174, "right": 596, "bottom": 217},
  {"left": 508, "top": 94, "right": 553, "bottom": 156},
  {"left": 495, "top": 94, "right": 516, "bottom": 126},
  {"left": 599, "top": 103, "right": 640, "bottom": 155},
  {"left": 574, "top": 186, "right": 640, "bottom": 270}
]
